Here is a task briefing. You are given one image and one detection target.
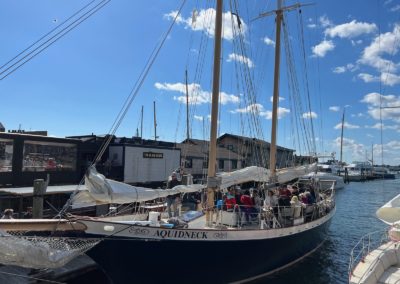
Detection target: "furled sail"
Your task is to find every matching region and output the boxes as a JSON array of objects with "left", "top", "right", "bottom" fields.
[
  {"left": 71, "top": 166, "right": 205, "bottom": 208},
  {"left": 376, "top": 194, "right": 400, "bottom": 225},
  {"left": 218, "top": 163, "right": 317, "bottom": 190}
]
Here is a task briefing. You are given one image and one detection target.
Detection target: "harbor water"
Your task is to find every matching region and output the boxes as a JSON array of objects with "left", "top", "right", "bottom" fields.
[
  {"left": 71, "top": 179, "right": 400, "bottom": 284},
  {"left": 262, "top": 178, "right": 400, "bottom": 284}
]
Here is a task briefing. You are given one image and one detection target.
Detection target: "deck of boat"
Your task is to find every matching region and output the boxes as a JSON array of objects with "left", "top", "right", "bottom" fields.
[{"left": 350, "top": 241, "right": 400, "bottom": 284}]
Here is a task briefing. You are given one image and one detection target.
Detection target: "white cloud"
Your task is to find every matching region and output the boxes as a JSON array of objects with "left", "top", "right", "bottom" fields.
[
  {"left": 387, "top": 140, "right": 400, "bottom": 149},
  {"left": 231, "top": 103, "right": 263, "bottom": 114},
  {"left": 329, "top": 106, "right": 340, "bottom": 112},
  {"left": 263, "top": 36, "right": 275, "bottom": 46},
  {"left": 164, "top": 9, "right": 246, "bottom": 41},
  {"left": 227, "top": 53, "right": 254, "bottom": 68},
  {"left": 333, "top": 66, "right": 346, "bottom": 74},
  {"left": 231, "top": 104, "right": 290, "bottom": 120},
  {"left": 334, "top": 122, "right": 360, "bottom": 129},
  {"left": 358, "top": 73, "right": 380, "bottom": 83},
  {"left": 269, "top": 96, "right": 285, "bottom": 102},
  {"left": 365, "top": 123, "right": 400, "bottom": 131},
  {"left": 358, "top": 24, "right": 400, "bottom": 78},
  {"left": 390, "top": 4, "right": 400, "bottom": 11},
  {"left": 261, "top": 107, "right": 290, "bottom": 120},
  {"left": 319, "top": 15, "right": 333, "bottom": 28},
  {"left": 381, "top": 72, "right": 400, "bottom": 86},
  {"left": 325, "top": 20, "right": 377, "bottom": 38},
  {"left": 351, "top": 39, "right": 363, "bottom": 46},
  {"left": 308, "top": 24, "right": 317, "bottom": 29},
  {"left": 361, "top": 92, "right": 400, "bottom": 122},
  {"left": 302, "top": 111, "right": 318, "bottom": 119},
  {"left": 155, "top": 82, "right": 240, "bottom": 105},
  {"left": 312, "top": 40, "right": 335, "bottom": 57},
  {"left": 194, "top": 115, "right": 204, "bottom": 121},
  {"left": 333, "top": 63, "right": 358, "bottom": 74},
  {"left": 333, "top": 137, "right": 365, "bottom": 159}
]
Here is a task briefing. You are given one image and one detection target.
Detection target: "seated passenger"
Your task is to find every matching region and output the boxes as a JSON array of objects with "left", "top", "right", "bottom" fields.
[
  {"left": 263, "top": 190, "right": 278, "bottom": 210},
  {"left": 225, "top": 189, "right": 237, "bottom": 211},
  {"left": 290, "top": 195, "right": 302, "bottom": 218}
]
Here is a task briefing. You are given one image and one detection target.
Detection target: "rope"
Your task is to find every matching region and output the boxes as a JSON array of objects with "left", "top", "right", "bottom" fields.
[
  {"left": 0, "top": 0, "right": 111, "bottom": 80},
  {"left": 57, "top": 0, "right": 188, "bottom": 219},
  {"left": 0, "top": 271, "right": 65, "bottom": 284}
]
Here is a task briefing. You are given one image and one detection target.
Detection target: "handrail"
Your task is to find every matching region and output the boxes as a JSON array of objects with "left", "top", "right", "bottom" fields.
[{"left": 348, "top": 229, "right": 389, "bottom": 282}]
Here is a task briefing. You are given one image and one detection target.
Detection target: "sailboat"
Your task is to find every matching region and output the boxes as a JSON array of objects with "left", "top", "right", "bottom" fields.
[
  {"left": 70, "top": 1, "right": 335, "bottom": 283},
  {"left": 0, "top": 1, "right": 336, "bottom": 283}
]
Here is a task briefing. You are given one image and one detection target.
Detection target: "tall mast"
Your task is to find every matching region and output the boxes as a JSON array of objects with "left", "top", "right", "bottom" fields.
[
  {"left": 340, "top": 108, "right": 345, "bottom": 165},
  {"left": 153, "top": 101, "right": 157, "bottom": 141},
  {"left": 206, "top": 0, "right": 223, "bottom": 227},
  {"left": 269, "top": 0, "right": 283, "bottom": 181},
  {"left": 185, "top": 69, "right": 190, "bottom": 141}
]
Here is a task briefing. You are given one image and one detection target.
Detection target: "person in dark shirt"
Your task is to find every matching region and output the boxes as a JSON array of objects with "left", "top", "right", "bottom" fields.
[{"left": 166, "top": 173, "right": 181, "bottom": 218}]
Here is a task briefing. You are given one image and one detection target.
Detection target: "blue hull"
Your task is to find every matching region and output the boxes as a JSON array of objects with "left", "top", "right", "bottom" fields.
[{"left": 86, "top": 220, "right": 331, "bottom": 284}]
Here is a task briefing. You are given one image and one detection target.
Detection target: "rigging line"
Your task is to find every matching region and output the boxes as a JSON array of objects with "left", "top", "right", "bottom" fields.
[
  {"left": 59, "top": 0, "right": 187, "bottom": 217},
  {"left": 0, "top": 0, "right": 96, "bottom": 71},
  {"left": 297, "top": 8, "right": 316, "bottom": 155},
  {"left": 94, "top": 0, "right": 188, "bottom": 164},
  {"left": 0, "top": 0, "right": 110, "bottom": 81},
  {"left": 0, "top": 271, "right": 65, "bottom": 284}
]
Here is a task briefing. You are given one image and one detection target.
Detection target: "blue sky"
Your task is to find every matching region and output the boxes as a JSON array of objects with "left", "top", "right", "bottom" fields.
[{"left": 1, "top": 0, "right": 399, "bottom": 165}]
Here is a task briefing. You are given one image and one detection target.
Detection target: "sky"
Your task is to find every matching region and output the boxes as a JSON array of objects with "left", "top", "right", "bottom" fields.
[{"left": 1, "top": 0, "right": 399, "bottom": 165}]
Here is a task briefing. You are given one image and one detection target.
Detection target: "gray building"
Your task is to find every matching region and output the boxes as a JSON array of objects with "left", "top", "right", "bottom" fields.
[
  {"left": 176, "top": 139, "right": 245, "bottom": 182},
  {"left": 217, "top": 133, "right": 295, "bottom": 169}
]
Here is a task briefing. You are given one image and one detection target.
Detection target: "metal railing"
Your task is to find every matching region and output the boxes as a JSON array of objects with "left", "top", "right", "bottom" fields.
[{"left": 348, "top": 229, "right": 389, "bottom": 282}]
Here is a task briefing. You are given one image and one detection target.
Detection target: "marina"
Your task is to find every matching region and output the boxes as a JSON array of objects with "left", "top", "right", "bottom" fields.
[{"left": 0, "top": 0, "right": 399, "bottom": 283}]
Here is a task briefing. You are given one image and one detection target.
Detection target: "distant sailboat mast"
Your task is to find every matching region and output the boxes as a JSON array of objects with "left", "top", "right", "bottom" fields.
[
  {"left": 205, "top": 0, "right": 223, "bottom": 226},
  {"left": 340, "top": 108, "right": 345, "bottom": 165}
]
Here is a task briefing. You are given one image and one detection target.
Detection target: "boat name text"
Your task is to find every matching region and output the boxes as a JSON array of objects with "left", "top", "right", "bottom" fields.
[{"left": 155, "top": 230, "right": 208, "bottom": 239}]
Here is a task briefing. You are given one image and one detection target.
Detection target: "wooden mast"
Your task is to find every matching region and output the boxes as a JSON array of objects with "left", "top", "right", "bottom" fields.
[
  {"left": 269, "top": 0, "right": 283, "bottom": 182},
  {"left": 206, "top": 0, "right": 223, "bottom": 227}
]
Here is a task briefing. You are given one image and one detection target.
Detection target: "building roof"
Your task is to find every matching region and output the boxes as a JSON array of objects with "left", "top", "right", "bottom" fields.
[
  {"left": 218, "top": 133, "right": 294, "bottom": 152},
  {"left": 0, "top": 184, "right": 86, "bottom": 197}
]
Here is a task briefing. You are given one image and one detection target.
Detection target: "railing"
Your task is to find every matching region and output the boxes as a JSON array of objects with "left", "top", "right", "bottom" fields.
[
  {"left": 212, "top": 199, "right": 335, "bottom": 229},
  {"left": 348, "top": 229, "right": 389, "bottom": 282}
]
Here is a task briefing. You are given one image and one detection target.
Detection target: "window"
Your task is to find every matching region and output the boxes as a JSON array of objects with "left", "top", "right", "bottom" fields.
[
  {"left": 218, "top": 159, "right": 224, "bottom": 169},
  {"left": 227, "top": 145, "right": 233, "bottom": 150},
  {"left": 23, "top": 140, "right": 77, "bottom": 172},
  {"left": 203, "top": 160, "right": 208, "bottom": 169},
  {"left": 231, "top": 159, "right": 237, "bottom": 169},
  {"left": 0, "top": 138, "right": 13, "bottom": 172},
  {"left": 185, "top": 158, "right": 193, "bottom": 168}
]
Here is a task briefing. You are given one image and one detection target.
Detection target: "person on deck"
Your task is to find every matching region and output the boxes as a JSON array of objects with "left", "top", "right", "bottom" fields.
[
  {"left": 166, "top": 173, "right": 181, "bottom": 218},
  {"left": 240, "top": 190, "right": 257, "bottom": 221},
  {"left": 225, "top": 188, "right": 237, "bottom": 211},
  {"left": 1, "top": 209, "right": 14, "bottom": 219}
]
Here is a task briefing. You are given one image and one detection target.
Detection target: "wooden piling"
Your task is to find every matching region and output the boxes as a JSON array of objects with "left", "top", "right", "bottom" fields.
[{"left": 33, "top": 179, "right": 47, "bottom": 218}]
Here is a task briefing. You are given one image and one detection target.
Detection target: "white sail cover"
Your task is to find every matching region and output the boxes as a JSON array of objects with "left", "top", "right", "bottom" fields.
[
  {"left": 218, "top": 163, "right": 317, "bottom": 190},
  {"left": 71, "top": 166, "right": 205, "bottom": 208},
  {"left": 376, "top": 194, "right": 400, "bottom": 225}
]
